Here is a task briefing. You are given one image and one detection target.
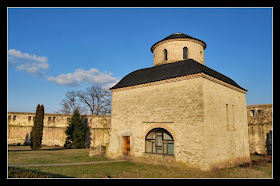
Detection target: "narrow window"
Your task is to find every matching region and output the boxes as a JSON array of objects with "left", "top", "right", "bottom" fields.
[
  {"left": 8, "top": 115, "right": 11, "bottom": 120},
  {"left": 183, "top": 47, "right": 188, "bottom": 59},
  {"left": 53, "top": 117, "right": 56, "bottom": 122},
  {"left": 250, "top": 110, "right": 255, "bottom": 117},
  {"left": 28, "top": 116, "right": 31, "bottom": 121},
  {"left": 226, "top": 104, "right": 229, "bottom": 127},
  {"left": 164, "top": 49, "right": 168, "bottom": 60},
  {"left": 48, "top": 117, "right": 52, "bottom": 122},
  {"left": 257, "top": 109, "right": 263, "bottom": 116},
  {"left": 13, "top": 115, "right": 16, "bottom": 121},
  {"left": 232, "top": 105, "right": 235, "bottom": 129}
]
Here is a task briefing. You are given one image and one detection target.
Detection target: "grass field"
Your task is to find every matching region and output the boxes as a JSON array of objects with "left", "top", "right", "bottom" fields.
[{"left": 8, "top": 145, "right": 272, "bottom": 178}]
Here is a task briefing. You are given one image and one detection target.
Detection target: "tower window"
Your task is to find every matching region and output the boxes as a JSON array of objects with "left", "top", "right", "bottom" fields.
[
  {"left": 183, "top": 47, "right": 188, "bottom": 59},
  {"left": 164, "top": 49, "right": 168, "bottom": 60}
]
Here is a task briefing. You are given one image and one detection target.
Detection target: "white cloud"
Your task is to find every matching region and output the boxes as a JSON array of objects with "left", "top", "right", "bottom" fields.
[
  {"left": 8, "top": 49, "right": 48, "bottom": 63},
  {"left": 8, "top": 49, "right": 119, "bottom": 89},
  {"left": 47, "top": 68, "right": 120, "bottom": 89},
  {"left": 8, "top": 49, "right": 49, "bottom": 77}
]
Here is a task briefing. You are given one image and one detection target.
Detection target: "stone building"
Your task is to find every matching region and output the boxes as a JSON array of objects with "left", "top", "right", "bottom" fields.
[
  {"left": 106, "top": 33, "right": 251, "bottom": 171},
  {"left": 8, "top": 112, "right": 110, "bottom": 148},
  {"left": 247, "top": 104, "right": 272, "bottom": 155}
]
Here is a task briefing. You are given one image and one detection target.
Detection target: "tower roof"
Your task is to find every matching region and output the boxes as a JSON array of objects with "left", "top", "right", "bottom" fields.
[
  {"left": 110, "top": 59, "right": 246, "bottom": 91},
  {"left": 150, "top": 33, "right": 207, "bottom": 52}
]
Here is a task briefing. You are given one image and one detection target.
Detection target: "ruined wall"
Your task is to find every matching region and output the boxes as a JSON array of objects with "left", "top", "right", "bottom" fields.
[
  {"left": 247, "top": 104, "right": 272, "bottom": 155},
  {"left": 8, "top": 112, "right": 111, "bottom": 148}
]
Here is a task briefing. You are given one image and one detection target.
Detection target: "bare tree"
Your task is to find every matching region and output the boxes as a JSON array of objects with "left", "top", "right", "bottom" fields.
[
  {"left": 76, "top": 86, "right": 111, "bottom": 115},
  {"left": 60, "top": 91, "right": 80, "bottom": 114}
]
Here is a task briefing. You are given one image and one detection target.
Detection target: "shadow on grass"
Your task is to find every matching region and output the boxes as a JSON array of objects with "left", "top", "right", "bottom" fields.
[
  {"left": 8, "top": 167, "right": 74, "bottom": 178},
  {"left": 8, "top": 146, "right": 66, "bottom": 152}
]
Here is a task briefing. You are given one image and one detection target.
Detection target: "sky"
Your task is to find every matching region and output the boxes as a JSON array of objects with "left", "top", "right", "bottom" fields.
[{"left": 8, "top": 7, "right": 273, "bottom": 114}]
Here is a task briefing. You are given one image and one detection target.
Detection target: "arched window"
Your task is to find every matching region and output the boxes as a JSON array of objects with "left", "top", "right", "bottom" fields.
[
  {"left": 145, "top": 128, "right": 174, "bottom": 155},
  {"left": 164, "top": 49, "right": 168, "bottom": 60},
  {"left": 183, "top": 47, "right": 188, "bottom": 59}
]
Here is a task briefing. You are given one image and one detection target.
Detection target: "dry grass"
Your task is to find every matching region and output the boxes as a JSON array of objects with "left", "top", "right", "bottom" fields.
[{"left": 8, "top": 146, "right": 272, "bottom": 178}]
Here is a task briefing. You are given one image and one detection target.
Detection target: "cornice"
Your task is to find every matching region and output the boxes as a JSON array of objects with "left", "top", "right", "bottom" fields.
[
  {"left": 151, "top": 38, "right": 207, "bottom": 52},
  {"left": 111, "top": 72, "right": 246, "bottom": 94}
]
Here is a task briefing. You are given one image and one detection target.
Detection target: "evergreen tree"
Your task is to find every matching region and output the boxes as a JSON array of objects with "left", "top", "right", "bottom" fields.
[
  {"left": 64, "top": 109, "right": 86, "bottom": 149},
  {"left": 31, "top": 104, "right": 44, "bottom": 150}
]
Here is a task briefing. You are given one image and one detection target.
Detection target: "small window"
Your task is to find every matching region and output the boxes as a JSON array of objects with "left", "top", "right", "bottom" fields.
[
  {"left": 8, "top": 115, "right": 11, "bottom": 120},
  {"left": 257, "top": 109, "right": 263, "bottom": 116},
  {"left": 53, "top": 117, "right": 56, "bottom": 122},
  {"left": 164, "top": 49, "right": 168, "bottom": 60},
  {"left": 48, "top": 117, "right": 52, "bottom": 122},
  {"left": 183, "top": 47, "right": 188, "bottom": 59},
  {"left": 28, "top": 116, "right": 32, "bottom": 121},
  {"left": 13, "top": 115, "right": 16, "bottom": 121}
]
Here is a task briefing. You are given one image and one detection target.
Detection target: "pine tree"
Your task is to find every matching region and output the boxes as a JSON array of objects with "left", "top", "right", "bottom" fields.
[
  {"left": 31, "top": 104, "right": 44, "bottom": 150},
  {"left": 64, "top": 109, "right": 86, "bottom": 149}
]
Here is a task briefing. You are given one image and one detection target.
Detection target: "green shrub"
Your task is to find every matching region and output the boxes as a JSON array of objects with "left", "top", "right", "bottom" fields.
[{"left": 64, "top": 109, "right": 86, "bottom": 149}]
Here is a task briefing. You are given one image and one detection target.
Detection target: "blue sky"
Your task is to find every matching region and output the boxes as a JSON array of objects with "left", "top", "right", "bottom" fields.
[{"left": 8, "top": 8, "right": 273, "bottom": 113}]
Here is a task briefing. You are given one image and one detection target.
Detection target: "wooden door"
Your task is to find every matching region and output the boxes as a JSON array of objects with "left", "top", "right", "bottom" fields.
[{"left": 123, "top": 136, "right": 130, "bottom": 156}]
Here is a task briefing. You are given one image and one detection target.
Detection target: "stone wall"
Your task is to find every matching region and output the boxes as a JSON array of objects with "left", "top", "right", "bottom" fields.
[
  {"left": 247, "top": 104, "right": 272, "bottom": 155},
  {"left": 8, "top": 103, "right": 272, "bottom": 163},
  {"left": 202, "top": 77, "right": 250, "bottom": 170},
  {"left": 8, "top": 112, "right": 111, "bottom": 148}
]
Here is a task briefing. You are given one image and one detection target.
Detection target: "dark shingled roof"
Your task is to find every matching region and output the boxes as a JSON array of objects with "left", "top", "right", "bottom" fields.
[
  {"left": 110, "top": 59, "right": 246, "bottom": 91},
  {"left": 150, "top": 33, "right": 207, "bottom": 52}
]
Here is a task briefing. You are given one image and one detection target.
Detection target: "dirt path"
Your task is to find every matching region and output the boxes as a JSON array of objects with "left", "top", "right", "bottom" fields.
[{"left": 8, "top": 160, "right": 126, "bottom": 168}]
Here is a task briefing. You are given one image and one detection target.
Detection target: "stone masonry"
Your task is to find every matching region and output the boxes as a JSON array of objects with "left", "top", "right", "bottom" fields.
[
  {"left": 8, "top": 112, "right": 110, "bottom": 149},
  {"left": 247, "top": 104, "right": 272, "bottom": 155}
]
